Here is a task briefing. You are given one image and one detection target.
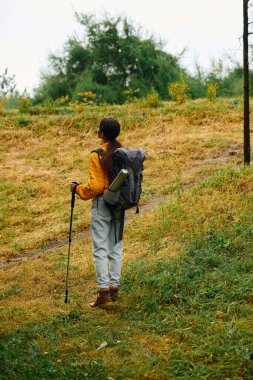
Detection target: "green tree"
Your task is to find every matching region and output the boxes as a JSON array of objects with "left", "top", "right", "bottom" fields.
[
  {"left": 35, "top": 14, "right": 181, "bottom": 104},
  {"left": 186, "top": 59, "right": 253, "bottom": 99},
  {"left": 0, "top": 68, "right": 16, "bottom": 96}
]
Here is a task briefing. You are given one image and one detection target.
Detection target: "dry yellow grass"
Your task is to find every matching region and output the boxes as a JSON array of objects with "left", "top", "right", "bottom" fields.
[
  {"left": 0, "top": 98, "right": 251, "bottom": 327},
  {"left": 0, "top": 99, "right": 245, "bottom": 261}
]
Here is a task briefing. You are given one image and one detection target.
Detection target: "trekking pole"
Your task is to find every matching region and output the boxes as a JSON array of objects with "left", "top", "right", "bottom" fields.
[{"left": 65, "top": 183, "right": 78, "bottom": 304}]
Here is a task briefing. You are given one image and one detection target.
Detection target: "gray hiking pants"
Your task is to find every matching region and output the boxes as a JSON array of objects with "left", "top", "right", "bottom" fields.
[{"left": 91, "top": 195, "right": 123, "bottom": 289}]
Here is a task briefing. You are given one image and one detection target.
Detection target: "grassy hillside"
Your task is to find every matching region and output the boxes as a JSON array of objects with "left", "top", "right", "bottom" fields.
[
  {"left": 0, "top": 99, "right": 244, "bottom": 259},
  {"left": 0, "top": 99, "right": 253, "bottom": 379}
]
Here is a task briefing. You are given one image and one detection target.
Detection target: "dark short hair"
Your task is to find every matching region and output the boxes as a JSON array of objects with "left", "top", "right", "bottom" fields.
[{"left": 99, "top": 118, "right": 120, "bottom": 141}]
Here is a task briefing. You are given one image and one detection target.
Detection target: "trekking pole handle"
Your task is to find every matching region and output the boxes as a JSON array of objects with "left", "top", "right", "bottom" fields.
[{"left": 71, "top": 183, "right": 78, "bottom": 208}]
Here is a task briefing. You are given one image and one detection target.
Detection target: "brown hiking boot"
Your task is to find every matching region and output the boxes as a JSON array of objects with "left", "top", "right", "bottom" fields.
[
  {"left": 89, "top": 288, "right": 112, "bottom": 308},
  {"left": 109, "top": 286, "right": 119, "bottom": 302}
]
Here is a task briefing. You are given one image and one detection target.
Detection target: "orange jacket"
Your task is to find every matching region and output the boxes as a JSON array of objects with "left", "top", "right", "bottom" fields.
[{"left": 76, "top": 143, "right": 109, "bottom": 200}]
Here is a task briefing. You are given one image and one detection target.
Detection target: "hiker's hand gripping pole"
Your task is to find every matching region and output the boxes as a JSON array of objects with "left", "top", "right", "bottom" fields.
[{"left": 65, "top": 182, "right": 78, "bottom": 304}]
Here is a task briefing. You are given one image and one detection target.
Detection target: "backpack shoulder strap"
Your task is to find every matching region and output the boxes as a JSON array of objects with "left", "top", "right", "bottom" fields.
[{"left": 91, "top": 148, "right": 104, "bottom": 162}]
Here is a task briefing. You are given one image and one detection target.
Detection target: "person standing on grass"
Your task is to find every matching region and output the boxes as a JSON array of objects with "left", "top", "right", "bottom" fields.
[{"left": 70, "top": 118, "right": 123, "bottom": 308}]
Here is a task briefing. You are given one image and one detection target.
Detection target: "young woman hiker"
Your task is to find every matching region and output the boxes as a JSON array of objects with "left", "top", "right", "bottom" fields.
[{"left": 70, "top": 118, "right": 123, "bottom": 308}]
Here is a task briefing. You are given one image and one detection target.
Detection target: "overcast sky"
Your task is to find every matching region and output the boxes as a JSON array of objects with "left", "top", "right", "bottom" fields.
[{"left": 0, "top": 0, "right": 243, "bottom": 93}]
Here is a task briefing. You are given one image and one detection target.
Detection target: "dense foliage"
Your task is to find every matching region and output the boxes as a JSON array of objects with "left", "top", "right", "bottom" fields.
[
  {"left": 34, "top": 14, "right": 181, "bottom": 104},
  {"left": 187, "top": 62, "right": 253, "bottom": 99}
]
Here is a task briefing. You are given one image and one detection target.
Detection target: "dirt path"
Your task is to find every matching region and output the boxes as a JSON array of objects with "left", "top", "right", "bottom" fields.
[{"left": 0, "top": 194, "right": 172, "bottom": 270}]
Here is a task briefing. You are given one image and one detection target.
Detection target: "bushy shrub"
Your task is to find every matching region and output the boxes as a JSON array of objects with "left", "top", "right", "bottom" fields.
[
  {"left": 54, "top": 95, "right": 70, "bottom": 106},
  {"left": 69, "top": 91, "right": 96, "bottom": 112},
  {"left": 0, "top": 100, "right": 4, "bottom": 116},
  {"left": 19, "top": 98, "right": 31, "bottom": 113},
  {"left": 143, "top": 88, "right": 160, "bottom": 108},
  {"left": 17, "top": 115, "right": 30, "bottom": 127},
  {"left": 123, "top": 88, "right": 140, "bottom": 103},
  {"left": 207, "top": 82, "right": 218, "bottom": 102},
  {"left": 168, "top": 73, "right": 191, "bottom": 103}
]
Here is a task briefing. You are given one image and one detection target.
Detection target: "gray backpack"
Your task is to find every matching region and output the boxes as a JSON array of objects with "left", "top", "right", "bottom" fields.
[
  {"left": 94, "top": 147, "right": 146, "bottom": 241},
  {"left": 108, "top": 148, "right": 146, "bottom": 212}
]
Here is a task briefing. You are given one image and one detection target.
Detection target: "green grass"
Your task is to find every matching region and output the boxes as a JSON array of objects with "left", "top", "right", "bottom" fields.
[
  {"left": 0, "top": 166, "right": 253, "bottom": 379},
  {"left": 124, "top": 229, "right": 253, "bottom": 378},
  {"left": 0, "top": 317, "right": 108, "bottom": 379},
  {"left": 0, "top": 286, "right": 21, "bottom": 300}
]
